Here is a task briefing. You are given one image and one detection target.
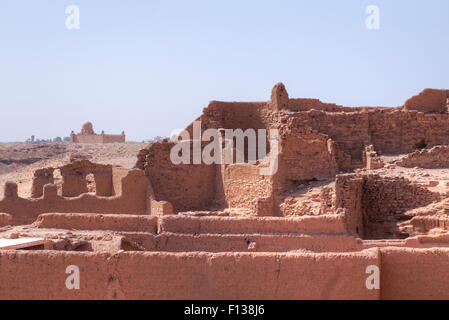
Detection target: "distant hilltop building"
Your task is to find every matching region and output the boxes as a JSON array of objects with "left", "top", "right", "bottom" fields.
[{"left": 70, "top": 122, "right": 125, "bottom": 143}]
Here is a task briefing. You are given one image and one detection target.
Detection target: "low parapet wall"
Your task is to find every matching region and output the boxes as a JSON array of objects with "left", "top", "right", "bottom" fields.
[
  {"left": 155, "top": 233, "right": 360, "bottom": 253},
  {"left": 2, "top": 247, "right": 449, "bottom": 299},
  {"left": 160, "top": 215, "right": 347, "bottom": 235},
  {"left": 19, "top": 213, "right": 358, "bottom": 253},
  {"left": 0, "top": 249, "right": 380, "bottom": 300},
  {"left": 3, "top": 213, "right": 348, "bottom": 236},
  {"left": 35, "top": 213, "right": 157, "bottom": 233}
]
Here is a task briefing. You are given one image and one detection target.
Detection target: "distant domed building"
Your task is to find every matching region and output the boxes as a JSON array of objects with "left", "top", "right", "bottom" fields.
[
  {"left": 70, "top": 122, "right": 125, "bottom": 143},
  {"left": 80, "top": 122, "right": 95, "bottom": 135}
]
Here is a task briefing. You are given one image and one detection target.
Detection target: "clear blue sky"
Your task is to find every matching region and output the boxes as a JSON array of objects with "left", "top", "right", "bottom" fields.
[{"left": 1, "top": 0, "right": 448, "bottom": 142}]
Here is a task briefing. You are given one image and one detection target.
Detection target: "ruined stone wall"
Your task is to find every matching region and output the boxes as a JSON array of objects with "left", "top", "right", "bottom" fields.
[
  {"left": 189, "top": 100, "right": 278, "bottom": 158},
  {"left": 279, "top": 125, "right": 337, "bottom": 186},
  {"left": 404, "top": 216, "right": 449, "bottom": 236},
  {"left": 335, "top": 174, "right": 364, "bottom": 237},
  {"left": 136, "top": 141, "right": 273, "bottom": 214},
  {"left": 367, "top": 110, "right": 449, "bottom": 154},
  {"left": 285, "top": 109, "right": 449, "bottom": 171},
  {"left": 286, "top": 98, "right": 342, "bottom": 112},
  {"left": 31, "top": 168, "right": 54, "bottom": 198},
  {"left": 136, "top": 100, "right": 277, "bottom": 213},
  {"left": 29, "top": 161, "right": 116, "bottom": 199},
  {"left": 275, "top": 89, "right": 449, "bottom": 171},
  {"left": 286, "top": 99, "right": 391, "bottom": 113},
  {"left": 362, "top": 175, "right": 441, "bottom": 239},
  {"left": 395, "top": 145, "right": 449, "bottom": 168},
  {"left": 270, "top": 82, "right": 380, "bottom": 113},
  {"left": 112, "top": 167, "right": 129, "bottom": 196},
  {"left": 403, "top": 88, "right": 448, "bottom": 114},
  {"left": 362, "top": 145, "right": 384, "bottom": 170},
  {"left": 0, "top": 169, "right": 150, "bottom": 225},
  {"left": 137, "top": 141, "right": 216, "bottom": 213},
  {"left": 218, "top": 163, "right": 273, "bottom": 212},
  {"left": 336, "top": 174, "right": 442, "bottom": 240},
  {"left": 199, "top": 101, "right": 268, "bottom": 132},
  {"left": 59, "top": 161, "right": 113, "bottom": 197},
  {"left": 287, "top": 111, "right": 370, "bottom": 170},
  {"left": 134, "top": 85, "right": 449, "bottom": 216}
]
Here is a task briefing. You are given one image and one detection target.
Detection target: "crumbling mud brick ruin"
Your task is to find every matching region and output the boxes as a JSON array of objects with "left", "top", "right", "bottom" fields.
[
  {"left": 70, "top": 122, "right": 126, "bottom": 143},
  {"left": 3, "top": 84, "right": 449, "bottom": 299}
]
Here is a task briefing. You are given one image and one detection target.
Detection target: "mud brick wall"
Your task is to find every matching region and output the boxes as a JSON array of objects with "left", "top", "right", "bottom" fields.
[
  {"left": 35, "top": 213, "right": 158, "bottom": 233},
  {"left": 335, "top": 174, "right": 364, "bottom": 237},
  {"left": 288, "top": 111, "right": 371, "bottom": 170},
  {"left": 286, "top": 98, "right": 342, "bottom": 112},
  {"left": 159, "top": 215, "right": 347, "bottom": 235},
  {"left": 138, "top": 141, "right": 216, "bottom": 213},
  {"left": 0, "top": 249, "right": 380, "bottom": 299},
  {"left": 403, "top": 89, "right": 448, "bottom": 114},
  {"left": 31, "top": 168, "right": 54, "bottom": 198},
  {"left": 218, "top": 163, "right": 273, "bottom": 211},
  {"left": 58, "top": 161, "right": 114, "bottom": 197},
  {"left": 0, "top": 169, "right": 150, "bottom": 225},
  {"left": 361, "top": 175, "right": 441, "bottom": 239},
  {"left": 336, "top": 173, "right": 442, "bottom": 240},
  {"left": 285, "top": 108, "right": 449, "bottom": 171},
  {"left": 405, "top": 216, "right": 449, "bottom": 235},
  {"left": 368, "top": 110, "right": 449, "bottom": 154},
  {"left": 112, "top": 167, "right": 129, "bottom": 196},
  {"left": 134, "top": 85, "right": 449, "bottom": 216},
  {"left": 137, "top": 127, "right": 274, "bottom": 213},
  {"left": 4, "top": 247, "right": 449, "bottom": 299},
  {"left": 279, "top": 126, "right": 337, "bottom": 186},
  {"left": 395, "top": 145, "right": 449, "bottom": 168},
  {"left": 0, "top": 212, "right": 12, "bottom": 226},
  {"left": 271, "top": 82, "right": 371, "bottom": 113},
  {"left": 380, "top": 247, "right": 449, "bottom": 299},
  {"left": 200, "top": 101, "right": 268, "bottom": 131}
]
